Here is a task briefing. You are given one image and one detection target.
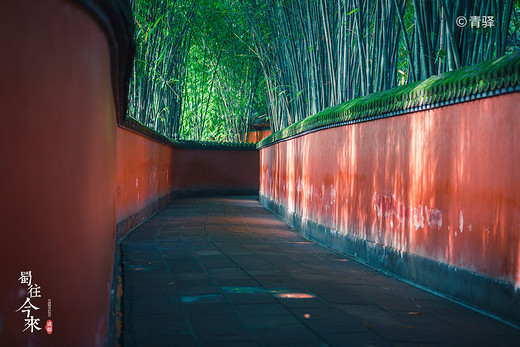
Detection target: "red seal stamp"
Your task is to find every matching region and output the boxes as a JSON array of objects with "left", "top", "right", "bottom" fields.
[{"left": 45, "top": 320, "right": 53, "bottom": 334}]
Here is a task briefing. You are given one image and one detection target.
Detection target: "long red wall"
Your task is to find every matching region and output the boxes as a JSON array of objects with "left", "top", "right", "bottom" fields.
[
  {"left": 260, "top": 92, "right": 520, "bottom": 321},
  {"left": 0, "top": 1, "right": 117, "bottom": 345},
  {"left": 0, "top": 1, "right": 259, "bottom": 345}
]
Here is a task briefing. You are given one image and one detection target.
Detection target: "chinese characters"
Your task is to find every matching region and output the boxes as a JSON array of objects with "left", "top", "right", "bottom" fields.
[
  {"left": 16, "top": 271, "right": 42, "bottom": 333},
  {"left": 456, "top": 15, "right": 495, "bottom": 28}
]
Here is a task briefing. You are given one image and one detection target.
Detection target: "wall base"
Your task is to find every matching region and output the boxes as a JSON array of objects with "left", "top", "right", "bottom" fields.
[{"left": 260, "top": 193, "right": 520, "bottom": 327}]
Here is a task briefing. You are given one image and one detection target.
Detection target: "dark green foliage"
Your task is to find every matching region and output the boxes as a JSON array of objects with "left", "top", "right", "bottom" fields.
[
  {"left": 242, "top": 0, "right": 518, "bottom": 133},
  {"left": 129, "top": 0, "right": 194, "bottom": 138},
  {"left": 129, "top": 0, "right": 266, "bottom": 142},
  {"left": 129, "top": 0, "right": 519, "bottom": 143}
]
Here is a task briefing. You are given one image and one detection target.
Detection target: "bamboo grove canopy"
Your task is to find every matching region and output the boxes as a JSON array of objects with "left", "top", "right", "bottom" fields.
[{"left": 128, "top": 0, "right": 520, "bottom": 142}]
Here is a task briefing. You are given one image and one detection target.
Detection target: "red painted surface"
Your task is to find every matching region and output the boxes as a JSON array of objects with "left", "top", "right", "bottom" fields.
[
  {"left": 172, "top": 148, "right": 259, "bottom": 192},
  {"left": 0, "top": 1, "right": 116, "bottom": 345},
  {"left": 116, "top": 128, "right": 259, "bottom": 231},
  {"left": 0, "top": 2, "right": 256, "bottom": 345},
  {"left": 260, "top": 93, "right": 520, "bottom": 286},
  {"left": 247, "top": 129, "right": 272, "bottom": 143},
  {"left": 116, "top": 127, "right": 173, "bottom": 224}
]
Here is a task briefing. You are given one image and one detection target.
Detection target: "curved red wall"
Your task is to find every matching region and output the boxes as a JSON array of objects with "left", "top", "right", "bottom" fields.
[
  {"left": 260, "top": 92, "right": 520, "bottom": 318},
  {"left": 115, "top": 127, "right": 259, "bottom": 239},
  {"left": 0, "top": 1, "right": 117, "bottom": 345},
  {"left": 0, "top": 1, "right": 259, "bottom": 345}
]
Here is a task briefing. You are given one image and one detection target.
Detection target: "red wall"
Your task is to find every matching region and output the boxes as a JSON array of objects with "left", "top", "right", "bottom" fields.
[
  {"left": 0, "top": 1, "right": 259, "bottom": 345},
  {"left": 115, "top": 127, "right": 259, "bottom": 236},
  {"left": 116, "top": 127, "right": 173, "bottom": 225},
  {"left": 247, "top": 129, "right": 272, "bottom": 143},
  {"left": 260, "top": 93, "right": 520, "bottom": 286},
  {"left": 171, "top": 148, "right": 259, "bottom": 192},
  {"left": 0, "top": 1, "right": 117, "bottom": 345}
]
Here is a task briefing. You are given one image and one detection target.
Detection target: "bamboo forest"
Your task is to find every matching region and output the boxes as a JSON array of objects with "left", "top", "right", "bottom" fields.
[{"left": 128, "top": 0, "right": 520, "bottom": 142}]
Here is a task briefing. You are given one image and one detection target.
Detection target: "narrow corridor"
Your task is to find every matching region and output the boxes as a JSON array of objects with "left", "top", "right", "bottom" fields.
[{"left": 122, "top": 196, "right": 520, "bottom": 346}]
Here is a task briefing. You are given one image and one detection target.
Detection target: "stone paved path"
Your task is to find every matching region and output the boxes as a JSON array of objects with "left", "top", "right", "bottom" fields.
[{"left": 122, "top": 196, "right": 520, "bottom": 346}]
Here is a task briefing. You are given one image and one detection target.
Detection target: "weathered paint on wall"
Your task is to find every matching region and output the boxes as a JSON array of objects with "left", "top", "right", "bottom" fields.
[
  {"left": 0, "top": 1, "right": 117, "bottom": 345},
  {"left": 260, "top": 92, "right": 520, "bottom": 286}
]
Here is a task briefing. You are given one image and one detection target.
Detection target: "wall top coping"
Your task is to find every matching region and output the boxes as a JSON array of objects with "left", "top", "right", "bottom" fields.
[
  {"left": 75, "top": 0, "right": 135, "bottom": 123},
  {"left": 258, "top": 54, "right": 520, "bottom": 149},
  {"left": 120, "top": 117, "right": 257, "bottom": 151}
]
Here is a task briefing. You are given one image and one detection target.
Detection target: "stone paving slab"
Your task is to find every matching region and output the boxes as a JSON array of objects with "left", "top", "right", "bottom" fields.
[{"left": 122, "top": 196, "right": 520, "bottom": 346}]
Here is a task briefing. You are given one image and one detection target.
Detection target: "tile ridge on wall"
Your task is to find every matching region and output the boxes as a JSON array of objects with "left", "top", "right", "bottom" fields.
[{"left": 120, "top": 117, "right": 258, "bottom": 151}]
